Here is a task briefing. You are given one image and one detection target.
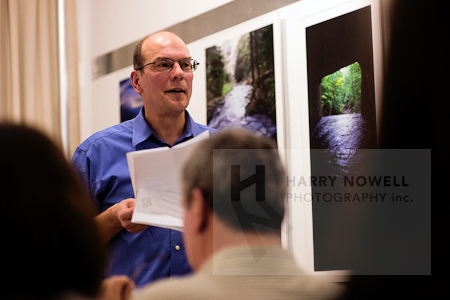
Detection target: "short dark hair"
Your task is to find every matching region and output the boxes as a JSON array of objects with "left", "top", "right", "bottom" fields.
[
  {"left": 0, "top": 124, "right": 106, "bottom": 299},
  {"left": 133, "top": 34, "right": 149, "bottom": 71},
  {"left": 182, "top": 129, "right": 286, "bottom": 233}
]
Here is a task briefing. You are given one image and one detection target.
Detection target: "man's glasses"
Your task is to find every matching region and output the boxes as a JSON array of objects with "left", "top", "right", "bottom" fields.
[{"left": 135, "top": 58, "right": 200, "bottom": 72}]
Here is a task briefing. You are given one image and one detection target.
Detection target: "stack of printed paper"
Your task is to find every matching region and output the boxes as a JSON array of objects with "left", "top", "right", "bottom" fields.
[{"left": 127, "top": 130, "right": 210, "bottom": 231}]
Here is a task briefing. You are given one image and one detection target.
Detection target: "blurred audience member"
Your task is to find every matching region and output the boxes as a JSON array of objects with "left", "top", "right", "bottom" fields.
[
  {"left": 0, "top": 123, "right": 133, "bottom": 300},
  {"left": 133, "top": 129, "right": 345, "bottom": 300}
]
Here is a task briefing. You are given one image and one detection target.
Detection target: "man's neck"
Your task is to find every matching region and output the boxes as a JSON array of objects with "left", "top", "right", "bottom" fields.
[
  {"left": 212, "top": 217, "right": 282, "bottom": 255},
  {"left": 145, "top": 110, "right": 186, "bottom": 146}
]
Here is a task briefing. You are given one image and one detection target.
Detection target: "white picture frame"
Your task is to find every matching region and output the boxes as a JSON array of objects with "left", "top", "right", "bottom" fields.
[
  {"left": 187, "top": 11, "right": 290, "bottom": 248},
  {"left": 187, "top": 10, "right": 286, "bottom": 154},
  {"left": 281, "top": 0, "right": 383, "bottom": 279}
]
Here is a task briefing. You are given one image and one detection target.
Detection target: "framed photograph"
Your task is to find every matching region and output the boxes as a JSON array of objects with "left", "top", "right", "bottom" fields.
[
  {"left": 187, "top": 11, "right": 285, "bottom": 149},
  {"left": 283, "top": 0, "right": 383, "bottom": 277},
  {"left": 205, "top": 24, "right": 277, "bottom": 140},
  {"left": 186, "top": 10, "right": 288, "bottom": 247},
  {"left": 119, "top": 78, "right": 143, "bottom": 123}
]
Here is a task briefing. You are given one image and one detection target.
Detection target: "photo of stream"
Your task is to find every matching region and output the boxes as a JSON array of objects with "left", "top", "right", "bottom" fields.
[
  {"left": 305, "top": 6, "right": 379, "bottom": 273},
  {"left": 206, "top": 24, "right": 277, "bottom": 141},
  {"left": 310, "top": 62, "right": 376, "bottom": 177}
]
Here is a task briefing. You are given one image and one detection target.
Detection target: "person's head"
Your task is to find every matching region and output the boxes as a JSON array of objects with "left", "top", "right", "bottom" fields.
[
  {"left": 130, "top": 31, "right": 195, "bottom": 121},
  {"left": 0, "top": 124, "right": 106, "bottom": 299},
  {"left": 181, "top": 129, "right": 286, "bottom": 269}
]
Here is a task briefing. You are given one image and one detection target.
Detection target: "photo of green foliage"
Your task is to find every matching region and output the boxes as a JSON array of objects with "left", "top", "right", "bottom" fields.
[
  {"left": 320, "top": 62, "right": 361, "bottom": 116},
  {"left": 311, "top": 61, "right": 374, "bottom": 152},
  {"left": 206, "top": 24, "right": 277, "bottom": 140}
]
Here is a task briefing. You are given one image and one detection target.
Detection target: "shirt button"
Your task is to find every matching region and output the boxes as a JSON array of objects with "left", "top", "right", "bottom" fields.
[{"left": 175, "top": 245, "right": 180, "bottom": 251}]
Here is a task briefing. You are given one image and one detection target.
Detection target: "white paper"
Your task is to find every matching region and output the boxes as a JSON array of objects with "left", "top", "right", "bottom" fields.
[
  {"left": 132, "top": 189, "right": 184, "bottom": 231},
  {"left": 127, "top": 130, "right": 210, "bottom": 231}
]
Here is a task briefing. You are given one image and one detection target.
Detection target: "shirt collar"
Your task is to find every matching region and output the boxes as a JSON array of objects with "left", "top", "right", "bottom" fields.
[
  {"left": 132, "top": 108, "right": 153, "bottom": 148},
  {"left": 132, "top": 107, "right": 202, "bottom": 148}
]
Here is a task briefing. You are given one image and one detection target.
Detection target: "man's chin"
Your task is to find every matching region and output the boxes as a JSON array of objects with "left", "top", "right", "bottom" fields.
[{"left": 166, "top": 98, "right": 190, "bottom": 114}]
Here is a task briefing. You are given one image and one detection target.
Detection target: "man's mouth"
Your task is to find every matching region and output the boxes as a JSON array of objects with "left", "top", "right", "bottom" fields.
[{"left": 166, "top": 88, "right": 185, "bottom": 94}]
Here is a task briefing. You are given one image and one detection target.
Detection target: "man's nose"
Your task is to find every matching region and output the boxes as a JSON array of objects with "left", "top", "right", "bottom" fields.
[{"left": 169, "top": 61, "right": 184, "bottom": 79}]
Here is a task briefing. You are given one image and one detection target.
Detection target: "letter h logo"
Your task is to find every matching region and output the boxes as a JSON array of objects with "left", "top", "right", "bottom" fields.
[{"left": 231, "top": 165, "right": 265, "bottom": 202}]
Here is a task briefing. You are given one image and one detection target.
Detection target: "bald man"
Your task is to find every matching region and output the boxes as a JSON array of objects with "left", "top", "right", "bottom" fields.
[{"left": 71, "top": 31, "right": 217, "bottom": 286}]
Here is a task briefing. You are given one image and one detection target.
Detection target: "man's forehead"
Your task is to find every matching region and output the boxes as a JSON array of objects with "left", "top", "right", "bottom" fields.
[
  {"left": 150, "top": 33, "right": 177, "bottom": 46},
  {"left": 143, "top": 32, "right": 186, "bottom": 51},
  {"left": 141, "top": 32, "right": 190, "bottom": 60}
]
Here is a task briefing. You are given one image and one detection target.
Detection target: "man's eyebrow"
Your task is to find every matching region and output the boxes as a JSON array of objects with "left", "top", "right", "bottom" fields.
[{"left": 154, "top": 56, "right": 192, "bottom": 60}]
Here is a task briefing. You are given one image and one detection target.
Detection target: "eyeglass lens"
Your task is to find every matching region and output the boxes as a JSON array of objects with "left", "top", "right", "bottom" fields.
[{"left": 154, "top": 58, "right": 197, "bottom": 72}]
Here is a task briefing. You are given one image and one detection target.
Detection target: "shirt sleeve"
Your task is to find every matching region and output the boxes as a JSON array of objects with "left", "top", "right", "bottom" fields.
[{"left": 71, "top": 147, "right": 100, "bottom": 213}]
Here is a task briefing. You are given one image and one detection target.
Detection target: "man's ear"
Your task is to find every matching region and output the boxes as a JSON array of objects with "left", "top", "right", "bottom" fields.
[
  {"left": 189, "top": 188, "right": 210, "bottom": 233},
  {"left": 130, "top": 70, "right": 143, "bottom": 94}
]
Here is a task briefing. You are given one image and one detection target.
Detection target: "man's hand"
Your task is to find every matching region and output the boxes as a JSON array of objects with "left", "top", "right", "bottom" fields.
[
  {"left": 95, "top": 198, "right": 149, "bottom": 244},
  {"left": 115, "top": 198, "right": 149, "bottom": 234},
  {"left": 99, "top": 276, "right": 135, "bottom": 300}
]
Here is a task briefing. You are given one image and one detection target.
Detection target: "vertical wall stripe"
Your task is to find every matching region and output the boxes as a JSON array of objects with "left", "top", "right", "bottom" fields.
[{"left": 58, "top": 0, "right": 69, "bottom": 157}]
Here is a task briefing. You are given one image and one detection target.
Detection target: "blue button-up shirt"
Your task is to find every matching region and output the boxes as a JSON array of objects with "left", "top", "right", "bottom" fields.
[{"left": 71, "top": 108, "right": 216, "bottom": 287}]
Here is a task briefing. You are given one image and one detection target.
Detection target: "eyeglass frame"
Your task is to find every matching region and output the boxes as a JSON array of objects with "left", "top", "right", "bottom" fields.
[{"left": 135, "top": 57, "right": 200, "bottom": 72}]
